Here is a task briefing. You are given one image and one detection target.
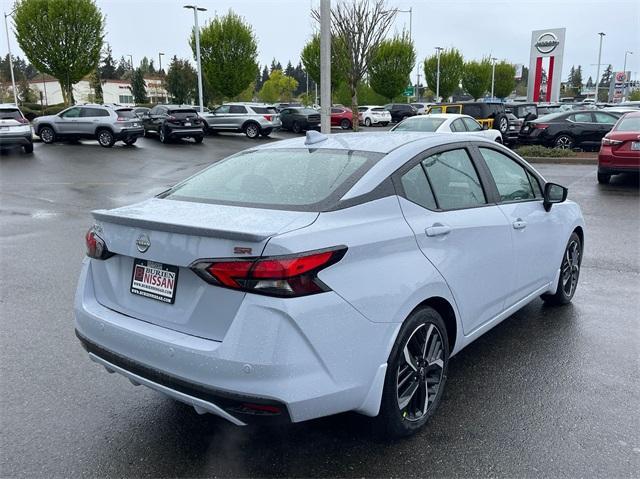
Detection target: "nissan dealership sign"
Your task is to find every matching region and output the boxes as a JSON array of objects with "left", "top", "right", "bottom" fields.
[{"left": 527, "top": 28, "right": 566, "bottom": 103}]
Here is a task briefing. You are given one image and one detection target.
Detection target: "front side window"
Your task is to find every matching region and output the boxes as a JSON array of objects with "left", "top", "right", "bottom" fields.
[
  {"left": 479, "top": 148, "right": 535, "bottom": 202},
  {"left": 422, "top": 149, "right": 486, "bottom": 210},
  {"left": 462, "top": 117, "right": 482, "bottom": 132},
  {"left": 164, "top": 148, "right": 381, "bottom": 210},
  {"left": 400, "top": 163, "right": 437, "bottom": 210},
  {"left": 229, "top": 105, "right": 247, "bottom": 114},
  {"left": 215, "top": 105, "right": 231, "bottom": 114},
  {"left": 60, "top": 107, "right": 81, "bottom": 118},
  {"left": 593, "top": 112, "right": 616, "bottom": 124}
]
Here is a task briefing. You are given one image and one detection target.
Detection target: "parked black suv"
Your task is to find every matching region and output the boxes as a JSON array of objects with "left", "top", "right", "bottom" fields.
[
  {"left": 279, "top": 107, "right": 321, "bottom": 133},
  {"left": 142, "top": 105, "right": 204, "bottom": 144},
  {"left": 384, "top": 103, "right": 418, "bottom": 123},
  {"left": 428, "top": 102, "right": 517, "bottom": 143}
]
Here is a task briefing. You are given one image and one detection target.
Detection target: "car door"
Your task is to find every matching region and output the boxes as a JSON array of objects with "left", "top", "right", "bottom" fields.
[
  {"left": 228, "top": 105, "right": 248, "bottom": 129},
  {"left": 142, "top": 106, "right": 157, "bottom": 131},
  {"left": 55, "top": 107, "right": 82, "bottom": 135},
  {"left": 210, "top": 105, "right": 231, "bottom": 129},
  {"left": 462, "top": 116, "right": 498, "bottom": 141},
  {"left": 592, "top": 112, "right": 618, "bottom": 143},
  {"left": 474, "top": 145, "right": 560, "bottom": 306},
  {"left": 567, "top": 112, "right": 597, "bottom": 147},
  {"left": 78, "top": 107, "right": 105, "bottom": 137},
  {"left": 395, "top": 145, "right": 515, "bottom": 334}
]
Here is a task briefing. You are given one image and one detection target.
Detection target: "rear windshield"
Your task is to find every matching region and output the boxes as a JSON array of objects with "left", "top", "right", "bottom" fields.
[
  {"left": 615, "top": 115, "right": 640, "bottom": 132},
  {"left": 0, "top": 109, "right": 23, "bottom": 120},
  {"left": 392, "top": 117, "right": 445, "bottom": 132},
  {"left": 251, "top": 106, "right": 277, "bottom": 114},
  {"left": 115, "top": 109, "right": 136, "bottom": 119},
  {"left": 371, "top": 107, "right": 385, "bottom": 112},
  {"left": 293, "top": 108, "right": 318, "bottom": 115},
  {"left": 169, "top": 109, "right": 198, "bottom": 118},
  {"left": 163, "top": 148, "right": 382, "bottom": 211}
]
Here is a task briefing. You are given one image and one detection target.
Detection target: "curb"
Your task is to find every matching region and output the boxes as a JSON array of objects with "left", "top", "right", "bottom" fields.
[{"left": 523, "top": 156, "right": 597, "bottom": 165}]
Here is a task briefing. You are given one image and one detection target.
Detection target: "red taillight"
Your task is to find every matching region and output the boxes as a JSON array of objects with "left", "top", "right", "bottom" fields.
[
  {"left": 263, "top": 115, "right": 272, "bottom": 121},
  {"left": 602, "top": 137, "right": 623, "bottom": 146},
  {"left": 532, "top": 123, "right": 549, "bottom": 129},
  {"left": 85, "top": 228, "right": 113, "bottom": 260},
  {"left": 192, "top": 247, "right": 347, "bottom": 297}
]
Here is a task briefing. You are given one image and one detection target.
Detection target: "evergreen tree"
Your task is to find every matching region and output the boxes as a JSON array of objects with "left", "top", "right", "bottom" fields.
[
  {"left": 115, "top": 56, "right": 128, "bottom": 78},
  {"left": 90, "top": 67, "right": 103, "bottom": 103},
  {"left": 148, "top": 59, "right": 156, "bottom": 74},
  {"left": 285, "top": 60, "right": 295, "bottom": 78},
  {"left": 100, "top": 44, "right": 117, "bottom": 79},
  {"left": 599, "top": 64, "right": 613, "bottom": 86},
  {"left": 586, "top": 76, "right": 594, "bottom": 88},
  {"left": 261, "top": 65, "right": 269, "bottom": 85},
  {"left": 129, "top": 68, "right": 147, "bottom": 104}
]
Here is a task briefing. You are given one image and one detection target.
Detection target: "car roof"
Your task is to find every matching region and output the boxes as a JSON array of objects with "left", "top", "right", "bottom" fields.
[
  {"left": 257, "top": 131, "right": 476, "bottom": 154},
  {"left": 421, "top": 113, "right": 468, "bottom": 119}
]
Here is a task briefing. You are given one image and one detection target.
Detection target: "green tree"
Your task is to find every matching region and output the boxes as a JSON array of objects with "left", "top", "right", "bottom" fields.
[
  {"left": 462, "top": 58, "right": 492, "bottom": 100},
  {"left": 13, "top": 0, "right": 105, "bottom": 105},
  {"left": 258, "top": 69, "right": 298, "bottom": 103},
  {"left": 139, "top": 57, "right": 150, "bottom": 75},
  {"left": 129, "top": 68, "right": 147, "bottom": 104},
  {"left": 424, "top": 48, "right": 464, "bottom": 101},
  {"left": 300, "top": 33, "right": 347, "bottom": 92},
  {"left": 165, "top": 56, "right": 196, "bottom": 104},
  {"left": 90, "top": 67, "right": 103, "bottom": 103},
  {"left": 493, "top": 61, "right": 516, "bottom": 98},
  {"left": 629, "top": 90, "right": 640, "bottom": 101},
  {"left": 100, "top": 44, "right": 117, "bottom": 79},
  {"left": 193, "top": 10, "right": 258, "bottom": 102},
  {"left": 368, "top": 33, "right": 415, "bottom": 101},
  {"left": 18, "top": 77, "right": 37, "bottom": 103},
  {"left": 571, "top": 65, "right": 583, "bottom": 95}
]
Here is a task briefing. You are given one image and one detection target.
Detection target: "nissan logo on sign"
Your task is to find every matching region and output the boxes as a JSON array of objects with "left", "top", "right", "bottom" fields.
[{"left": 534, "top": 32, "right": 560, "bottom": 54}]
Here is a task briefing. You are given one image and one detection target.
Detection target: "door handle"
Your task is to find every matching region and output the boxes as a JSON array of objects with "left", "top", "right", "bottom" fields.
[
  {"left": 512, "top": 219, "right": 527, "bottom": 230},
  {"left": 425, "top": 223, "right": 451, "bottom": 237}
]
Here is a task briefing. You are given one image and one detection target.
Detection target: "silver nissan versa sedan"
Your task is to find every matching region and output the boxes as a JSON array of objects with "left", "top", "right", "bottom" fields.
[{"left": 75, "top": 131, "right": 584, "bottom": 437}]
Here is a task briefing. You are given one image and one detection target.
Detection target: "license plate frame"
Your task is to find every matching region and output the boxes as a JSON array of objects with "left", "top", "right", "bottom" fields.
[
  {"left": 184, "top": 122, "right": 191, "bottom": 127},
  {"left": 631, "top": 141, "right": 640, "bottom": 151},
  {"left": 130, "top": 258, "right": 179, "bottom": 304}
]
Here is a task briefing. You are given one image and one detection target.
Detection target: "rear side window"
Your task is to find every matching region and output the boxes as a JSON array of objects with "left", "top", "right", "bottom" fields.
[
  {"left": 400, "top": 164, "right": 437, "bottom": 210},
  {"left": 165, "top": 148, "right": 381, "bottom": 211},
  {"left": 169, "top": 109, "right": 197, "bottom": 118},
  {"left": 251, "top": 107, "right": 275, "bottom": 114},
  {"left": 570, "top": 112, "right": 592, "bottom": 123},
  {"left": 422, "top": 149, "right": 486, "bottom": 210},
  {"left": 81, "top": 108, "right": 110, "bottom": 117},
  {"left": 0, "top": 109, "right": 23, "bottom": 119},
  {"left": 479, "top": 148, "right": 535, "bottom": 202},
  {"left": 450, "top": 119, "right": 466, "bottom": 132},
  {"left": 462, "top": 104, "right": 482, "bottom": 118}
]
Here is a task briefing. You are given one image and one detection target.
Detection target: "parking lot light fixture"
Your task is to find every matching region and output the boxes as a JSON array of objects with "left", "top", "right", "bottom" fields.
[
  {"left": 158, "top": 52, "right": 165, "bottom": 74},
  {"left": 435, "top": 47, "right": 443, "bottom": 102},
  {"left": 184, "top": 5, "right": 206, "bottom": 113},
  {"left": 4, "top": 8, "right": 18, "bottom": 105}
]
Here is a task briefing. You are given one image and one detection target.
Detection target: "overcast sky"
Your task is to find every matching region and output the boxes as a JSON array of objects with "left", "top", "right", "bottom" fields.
[{"left": 4, "top": 0, "right": 640, "bottom": 83}]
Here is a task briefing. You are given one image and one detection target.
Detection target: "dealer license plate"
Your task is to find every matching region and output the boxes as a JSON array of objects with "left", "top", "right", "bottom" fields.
[
  {"left": 130, "top": 259, "right": 178, "bottom": 304},
  {"left": 0, "top": 126, "right": 9, "bottom": 131},
  {"left": 631, "top": 141, "right": 640, "bottom": 151}
]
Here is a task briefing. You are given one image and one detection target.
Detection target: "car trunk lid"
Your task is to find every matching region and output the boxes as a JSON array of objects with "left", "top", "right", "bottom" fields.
[{"left": 89, "top": 198, "right": 318, "bottom": 341}]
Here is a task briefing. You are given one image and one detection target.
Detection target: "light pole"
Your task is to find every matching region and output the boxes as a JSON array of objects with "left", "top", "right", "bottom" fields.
[
  {"left": 490, "top": 57, "right": 498, "bottom": 99},
  {"left": 623, "top": 51, "right": 633, "bottom": 101},
  {"left": 435, "top": 46, "right": 443, "bottom": 102},
  {"left": 398, "top": 8, "right": 413, "bottom": 102},
  {"left": 595, "top": 32, "right": 605, "bottom": 102},
  {"left": 4, "top": 8, "right": 18, "bottom": 105},
  {"left": 158, "top": 52, "right": 165, "bottom": 74},
  {"left": 128, "top": 54, "right": 134, "bottom": 70},
  {"left": 184, "top": 4, "right": 206, "bottom": 112},
  {"left": 320, "top": 0, "right": 331, "bottom": 134}
]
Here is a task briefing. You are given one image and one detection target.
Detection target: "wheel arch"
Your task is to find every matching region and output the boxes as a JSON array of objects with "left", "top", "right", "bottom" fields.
[
  {"left": 411, "top": 296, "right": 458, "bottom": 355},
  {"left": 573, "top": 225, "right": 584, "bottom": 252},
  {"left": 36, "top": 123, "right": 54, "bottom": 135},
  {"left": 242, "top": 119, "right": 261, "bottom": 131},
  {"left": 94, "top": 125, "right": 114, "bottom": 136}
]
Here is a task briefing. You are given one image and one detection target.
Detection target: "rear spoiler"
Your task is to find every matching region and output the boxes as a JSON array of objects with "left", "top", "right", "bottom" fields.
[{"left": 91, "top": 210, "right": 274, "bottom": 242}]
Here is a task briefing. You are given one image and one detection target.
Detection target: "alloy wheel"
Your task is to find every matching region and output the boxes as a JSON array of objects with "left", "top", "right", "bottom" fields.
[
  {"left": 98, "top": 131, "right": 113, "bottom": 147},
  {"left": 40, "top": 128, "right": 54, "bottom": 143},
  {"left": 561, "top": 239, "right": 580, "bottom": 297},
  {"left": 397, "top": 323, "right": 445, "bottom": 421},
  {"left": 246, "top": 124, "right": 259, "bottom": 138},
  {"left": 555, "top": 135, "right": 573, "bottom": 149}
]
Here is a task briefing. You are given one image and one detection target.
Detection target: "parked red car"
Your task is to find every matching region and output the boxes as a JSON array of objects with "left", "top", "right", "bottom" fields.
[
  {"left": 598, "top": 110, "right": 640, "bottom": 184},
  {"left": 331, "top": 107, "right": 355, "bottom": 129}
]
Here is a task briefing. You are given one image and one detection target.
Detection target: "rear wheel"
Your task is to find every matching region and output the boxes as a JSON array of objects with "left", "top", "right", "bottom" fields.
[
  {"left": 381, "top": 122, "right": 389, "bottom": 127},
  {"left": 260, "top": 129, "right": 272, "bottom": 137},
  {"left": 377, "top": 306, "right": 449, "bottom": 438},
  {"left": 554, "top": 134, "right": 574, "bottom": 149},
  {"left": 340, "top": 118, "right": 351, "bottom": 130},
  {"left": 245, "top": 122, "right": 260, "bottom": 139},
  {"left": 364, "top": 117, "right": 372, "bottom": 127},
  {"left": 291, "top": 121, "right": 302, "bottom": 134},
  {"left": 495, "top": 136, "right": 503, "bottom": 144},
  {"left": 39, "top": 126, "right": 55, "bottom": 144},
  {"left": 541, "top": 232, "right": 582, "bottom": 305},
  {"left": 97, "top": 129, "right": 115, "bottom": 148},
  {"left": 123, "top": 137, "right": 137, "bottom": 146},
  {"left": 493, "top": 114, "right": 509, "bottom": 136},
  {"left": 194, "top": 135, "right": 204, "bottom": 144},
  {"left": 23, "top": 142, "right": 34, "bottom": 153},
  {"left": 159, "top": 126, "right": 169, "bottom": 144},
  {"left": 597, "top": 172, "right": 611, "bottom": 184}
]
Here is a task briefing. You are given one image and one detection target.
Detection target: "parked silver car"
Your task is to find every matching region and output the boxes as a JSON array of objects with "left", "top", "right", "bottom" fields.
[
  {"left": 0, "top": 104, "right": 33, "bottom": 153},
  {"left": 201, "top": 103, "right": 281, "bottom": 139},
  {"left": 32, "top": 105, "right": 144, "bottom": 147}
]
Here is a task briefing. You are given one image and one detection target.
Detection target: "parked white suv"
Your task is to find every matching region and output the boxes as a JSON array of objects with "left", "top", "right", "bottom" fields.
[
  {"left": 0, "top": 104, "right": 33, "bottom": 153},
  {"left": 358, "top": 105, "right": 391, "bottom": 127}
]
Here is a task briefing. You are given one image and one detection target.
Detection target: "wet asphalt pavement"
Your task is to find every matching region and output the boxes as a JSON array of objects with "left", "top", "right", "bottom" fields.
[{"left": 1, "top": 132, "right": 639, "bottom": 478}]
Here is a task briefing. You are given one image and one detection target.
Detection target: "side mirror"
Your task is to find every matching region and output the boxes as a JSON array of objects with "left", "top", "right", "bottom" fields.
[{"left": 543, "top": 182, "right": 568, "bottom": 211}]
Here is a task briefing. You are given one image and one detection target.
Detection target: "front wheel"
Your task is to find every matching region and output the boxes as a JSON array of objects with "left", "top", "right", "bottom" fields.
[
  {"left": 260, "top": 128, "right": 272, "bottom": 137},
  {"left": 377, "top": 306, "right": 449, "bottom": 438},
  {"left": 123, "top": 138, "right": 137, "bottom": 146},
  {"left": 291, "top": 121, "right": 302, "bottom": 134},
  {"left": 541, "top": 232, "right": 582, "bottom": 305},
  {"left": 23, "top": 142, "right": 34, "bottom": 153},
  {"left": 39, "top": 126, "right": 55, "bottom": 144},
  {"left": 364, "top": 117, "right": 372, "bottom": 127},
  {"left": 381, "top": 122, "right": 389, "bottom": 127},
  {"left": 340, "top": 119, "right": 352, "bottom": 130},
  {"left": 194, "top": 135, "right": 204, "bottom": 144},
  {"left": 597, "top": 172, "right": 611, "bottom": 184}
]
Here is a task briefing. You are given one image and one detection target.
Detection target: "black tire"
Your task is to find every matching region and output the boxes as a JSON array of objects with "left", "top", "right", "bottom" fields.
[
  {"left": 202, "top": 121, "right": 210, "bottom": 135},
  {"left": 597, "top": 172, "right": 611, "bottom": 184},
  {"left": 143, "top": 129, "right": 151, "bottom": 138},
  {"left": 381, "top": 122, "right": 389, "bottom": 127},
  {"left": 194, "top": 135, "right": 204, "bottom": 144},
  {"left": 340, "top": 118, "right": 352, "bottom": 130},
  {"left": 493, "top": 113, "right": 509, "bottom": 135},
  {"left": 244, "top": 122, "right": 260, "bottom": 139},
  {"left": 159, "top": 126, "right": 169, "bottom": 144},
  {"left": 260, "top": 129, "right": 272, "bottom": 137},
  {"left": 541, "top": 232, "right": 582, "bottom": 305},
  {"left": 23, "top": 142, "right": 34, "bottom": 153},
  {"left": 291, "top": 121, "right": 302, "bottom": 134},
  {"left": 97, "top": 129, "right": 115, "bottom": 148},
  {"left": 364, "top": 117, "right": 372, "bottom": 127},
  {"left": 39, "top": 126, "right": 55, "bottom": 144},
  {"left": 495, "top": 136, "right": 503, "bottom": 144},
  {"left": 377, "top": 306, "right": 449, "bottom": 438},
  {"left": 123, "top": 138, "right": 137, "bottom": 146},
  {"left": 554, "top": 134, "right": 574, "bottom": 150}
]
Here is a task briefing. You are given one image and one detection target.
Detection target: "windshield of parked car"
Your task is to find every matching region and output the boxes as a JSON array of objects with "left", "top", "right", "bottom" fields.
[
  {"left": 169, "top": 109, "right": 198, "bottom": 118},
  {"left": 614, "top": 115, "right": 640, "bottom": 131},
  {"left": 391, "top": 117, "right": 446, "bottom": 132},
  {"left": 163, "top": 148, "right": 382, "bottom": 210},
  {"left": 0, "top": 108, "right": 22, "bottom": 120}
]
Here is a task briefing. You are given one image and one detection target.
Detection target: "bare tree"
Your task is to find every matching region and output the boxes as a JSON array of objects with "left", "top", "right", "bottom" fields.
[{"left": 313, "top": 0, "right": 397, "bottom": 130}]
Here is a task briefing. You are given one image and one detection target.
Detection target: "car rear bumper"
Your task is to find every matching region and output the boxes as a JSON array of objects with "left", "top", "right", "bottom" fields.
[
  {"left": 74, "top": 260, "right": 393, "bottom": 425},
  {"left": 114, "top": 128, "right": 144, "bottom": 140},
  {"left": 168, "top": 128, "right": 204, "bottom": 138},
  {"left": 0, "top": 132, "right": 32, "bottom": 146},
  {"left": 598, "top": 150, "right": 640, "bottom": 174}
]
